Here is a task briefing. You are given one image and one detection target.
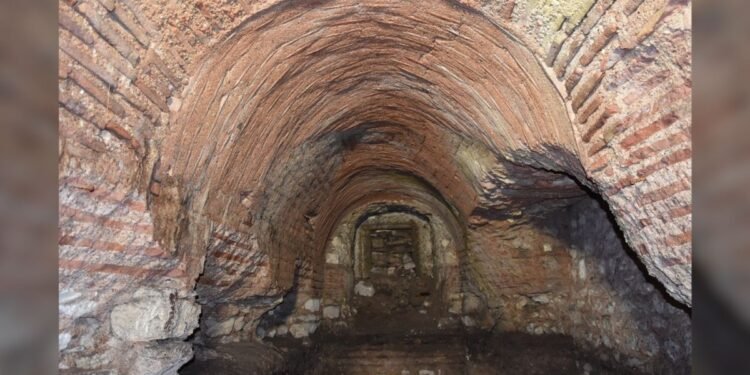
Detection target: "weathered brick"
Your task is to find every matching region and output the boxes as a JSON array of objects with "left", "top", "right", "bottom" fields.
[
  {"left": 564, "top": 68, "right": 584, "bottom": 95},
  {"left": 133, "top": 77, "right": 170, "bottom": 112},
  {"left": 97, "top": 0, "right": 115, "bottom": 11},
  {"left": 570, "top": 70, "right": 603, "bottom": 111},
  {"left": 576, "top": 94, "right": 602, "bottom": 124},
  {"left": 625, "top": 129, "right": 690, "bottom": 164},
  {"left": 638, "top": 180, "right": 690, "bottom": 206},
  {"left": 581, "top": 103, "right": 618, "bottom": 142},
  {"left": 76, "top": 1, "right": 141, "bottom": 65},
  {"left": 499, "top": 0, "right": 516, "bottom": 20},
  {"left": 544, "top": 31, "right": 568, "bottom": 66},
  {"left": 59, "top": 33, "right": 119, "bottom": 88},
  {"left": 664, "top": 231, "right": 691, "bottom": 247},
  {"left": 619, "top": 112, "right": 679, "bottom": 150},
  {"left": 579, "top": 0, "right": 615, "bottom": 35},
  {"left": 69, "top": 69, "right": 127, "bottom": 117},
  {"left": 60, "top": 4, "right": 97, "bottom": 45},
  {"left": 635, "top": 147, "right": 692, "bottom": 180},
  {"left": 578, "top": 23, "right": 618, "bottom": 67},
  {"left": 624, "top": 0, "right": 646, "bottom": 15},
  {"left": 553, "top": 33, "right": 585, "bottom": 79},
  {"left": 112, "top": 3, "right": 152, "bottom": 47}
]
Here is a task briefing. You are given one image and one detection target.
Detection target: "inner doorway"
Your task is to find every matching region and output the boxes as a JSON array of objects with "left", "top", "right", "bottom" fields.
[{"left": 352, "top": 222, "right": 443, "bottom": 335}]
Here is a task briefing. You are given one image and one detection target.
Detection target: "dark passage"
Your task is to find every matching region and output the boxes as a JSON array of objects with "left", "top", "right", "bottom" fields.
[{"left": 182, "top": 207, "right": 659, "bottom": 375}]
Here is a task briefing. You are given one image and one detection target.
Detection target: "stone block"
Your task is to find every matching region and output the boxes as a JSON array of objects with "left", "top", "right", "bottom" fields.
[
  {"left": 110, "top": 288, "right": 200, "bottom": 342},
  {"left": 289, "top": 322, "right": 318, "bottom": 338},
  {"left": 59, "top": 289, "right": 97, "bottom": 320},
  {"left": 326, "top": 252, "right": 340, "bottom": 264},
  {"left": 276, "top": 325, "right": 289, "bottom": 336},
  {"left": 354, "top": 281, "right": 375, "bottom": 297},
  {"left": 59, "top": 332, "right": 72, "bottom": 351},
  {"left": 461, "top": 316, "right": 476, "bottom": 327},
  {"left": 532, "top": 294, "right": 551, "bottom": 304},
  {"left": 323, "top": 305, "right": 341, "bottom": 319},
  {"left": 463, "top": 293, "right": 482, "bottom": 313},
  {"left": 303, "top": 298, "right": 321, "bottom": 312}
]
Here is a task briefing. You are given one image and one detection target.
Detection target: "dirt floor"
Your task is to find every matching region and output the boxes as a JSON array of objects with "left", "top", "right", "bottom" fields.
[{"left": 181, "top": 330, "right": 647, "bottom": 375}]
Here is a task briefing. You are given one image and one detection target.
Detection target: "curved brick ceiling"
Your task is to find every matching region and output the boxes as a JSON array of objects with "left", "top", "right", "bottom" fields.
[
  {"left": 160, "top": 0, "right": 580, "bottom": 282},
  {"left": 154, "top": 0, "right": 690, "bottom": 306}
]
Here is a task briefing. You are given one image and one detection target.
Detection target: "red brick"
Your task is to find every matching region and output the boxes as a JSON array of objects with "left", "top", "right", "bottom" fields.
[
  {"left": 60, "top": 4, "right": 96, "bottom": 45},
  {"left": 665, "top": 231, "right": 691, "bottom": 246},
  {"left": 133, "top": 77, "right": 170, "bottom": 112},
  {"left": 69, "top": 69, "right": 127, "bottom": 117},
  {"left": 571, "top": 70, "right": 603, "bottom": 111},
  {"left": 638, "top": 180, "right": 690, "bottom": 206},
  {"left": 59, "top": 34, "right": 118, "bottom": 88},
  {"left": 576, "top": 95, "right": 602, "bottom": 124},
  {"left": 579, "top": 23, "right": 618, "bottom": 67},
  {"left": 666, "top": 205, "right": 692, "bottom": 219},
  {"left": 635, "top": 147, "right": 691, "bottom": 179},
  {"left": 581, "top": 104, "right": 618, "bottom": 142},
  {"left": 625, "top": 129, "right": 690, "bottom": 165},
  {"left": 620, "top": 113, "right": 680, "bottom": 150},
  {"left": 76, "top": 1, "right": 141, "bottom": 65}
]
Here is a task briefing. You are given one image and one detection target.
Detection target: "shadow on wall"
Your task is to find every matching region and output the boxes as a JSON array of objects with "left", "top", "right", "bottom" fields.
[
  {"left": 466, "top": 145, "right": 692, "bottom": 373},
  {"left": 255, "top": 265, "right": 302, "bottom": 337},
  {"left": 518, "top": 145, "right": 689, "bottom": 312},
  {"left": 573, "top": 185, "right": 690, "bottom": 313}
]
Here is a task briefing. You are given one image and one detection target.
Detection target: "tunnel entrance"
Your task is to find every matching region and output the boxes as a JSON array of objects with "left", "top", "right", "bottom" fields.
[
  {"left": 363, "top": 226, "right": 420, "bottom": 280},
  {"left": 351, "top": 217, "right": 445, "bottom": 336},
  {"left": 357, "top": 224, "right": 432, "bottom": 317},
  {"left": 181, "top": 191, "right": 690, "bottom": 375}
]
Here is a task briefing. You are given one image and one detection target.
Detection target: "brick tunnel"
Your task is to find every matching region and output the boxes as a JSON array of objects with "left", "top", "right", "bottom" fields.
[{"left": 58, "top": 0, "right": 692, "bottom": 374}]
